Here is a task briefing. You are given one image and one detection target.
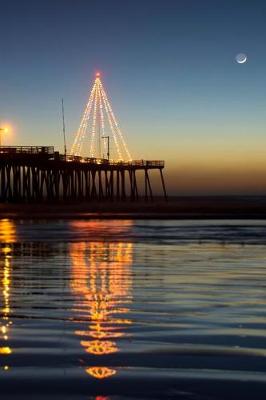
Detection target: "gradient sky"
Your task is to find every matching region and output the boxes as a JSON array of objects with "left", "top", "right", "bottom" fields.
[{"left": 0, "top": 0, "right": 266, "bottom": 194}]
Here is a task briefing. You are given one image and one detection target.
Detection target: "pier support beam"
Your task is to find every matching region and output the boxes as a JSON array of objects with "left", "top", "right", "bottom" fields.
[{"left": 0, "top": 148, "right": 167, "bottom": 203}]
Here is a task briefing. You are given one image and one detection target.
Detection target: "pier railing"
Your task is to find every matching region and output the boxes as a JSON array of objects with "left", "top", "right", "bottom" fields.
[
  {"left": 63, "top": 155, "right": 164, "bottom": 167},
  {"left": 0, "top": 146, "right": 55, "bottom": 154},
  {"left": 0, "top": 147, "right": 164, "bottom": 167}
]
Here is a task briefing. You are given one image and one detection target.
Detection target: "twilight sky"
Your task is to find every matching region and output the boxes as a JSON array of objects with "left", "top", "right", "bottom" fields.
[{"left": 0, "top": 0, "right": 266, "bottom": 195}]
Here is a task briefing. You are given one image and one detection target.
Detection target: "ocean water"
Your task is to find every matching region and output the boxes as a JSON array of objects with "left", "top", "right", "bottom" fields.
[{"left": 0, "top": 219, "right": 266, "bottom": 399}]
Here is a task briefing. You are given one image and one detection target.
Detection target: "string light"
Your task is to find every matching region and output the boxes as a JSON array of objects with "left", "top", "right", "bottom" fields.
[
  {"left": 98, "top": 83, "right": 106, "bottom": 157},
  {"left": 71, "top": 73, "right": 132, "bottom": 160},
  {"left": 71, "top": 82, "right": 96, "bottom": 156},
  {"left": 99, "top": 81, "right": 132, "bottom": 161},
  {"left": 70, "top": 222, "right": 133, "bottom": 380},
  {"left": 100, "top": 87, "right": 123, "bottom": 160},
  {"left": 89, "top": 80, "right": 98, "bottom": 157}
]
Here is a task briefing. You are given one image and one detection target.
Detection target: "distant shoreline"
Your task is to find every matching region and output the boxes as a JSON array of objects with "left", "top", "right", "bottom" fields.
[{"left": 1, "top": 196, "right": 266, "bottom": 219}]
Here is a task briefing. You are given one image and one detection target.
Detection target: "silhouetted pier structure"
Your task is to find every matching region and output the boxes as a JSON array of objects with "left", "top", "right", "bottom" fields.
[{"left": 0, "top": 146, "right": 166, "bottom": 202}]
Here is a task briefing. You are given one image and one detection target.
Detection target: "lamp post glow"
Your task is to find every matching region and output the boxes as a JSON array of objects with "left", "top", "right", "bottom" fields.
[{"left": 0, "top": 127, "right": 8, "bottom": 147}]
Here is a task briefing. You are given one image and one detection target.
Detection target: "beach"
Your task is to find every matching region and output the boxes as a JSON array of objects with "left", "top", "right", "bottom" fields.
[
  {"left": 0, "top": 196, "right": 266, "bottom": 219},
  {"left": 0, "top": 219, "right": 266, "bottom": 399}
]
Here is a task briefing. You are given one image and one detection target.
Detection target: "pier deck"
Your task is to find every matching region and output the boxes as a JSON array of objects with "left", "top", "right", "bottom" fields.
[{"left": 0, "top": 146, "right": 166, "bottom": 202}]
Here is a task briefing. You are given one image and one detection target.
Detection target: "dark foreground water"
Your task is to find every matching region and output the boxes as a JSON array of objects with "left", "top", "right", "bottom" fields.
[{"left": 0, "top": 219, "right": 266, "bottom": 400}]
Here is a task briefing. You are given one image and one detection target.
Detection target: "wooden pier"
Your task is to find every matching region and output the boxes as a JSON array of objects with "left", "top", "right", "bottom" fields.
[{"left": 0, "top": 146, "right": 167, "bottom": 202}]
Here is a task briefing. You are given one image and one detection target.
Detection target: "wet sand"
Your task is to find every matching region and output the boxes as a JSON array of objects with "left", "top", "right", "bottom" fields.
[
  {"left": 1, "top": 219, "right": 266, "bottom": 399},
  {"left": 0, "top": 196, "right": 266, "bottom": 219}
]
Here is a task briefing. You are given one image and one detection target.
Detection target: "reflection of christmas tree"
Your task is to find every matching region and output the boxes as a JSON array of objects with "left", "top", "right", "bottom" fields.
[
  {"left": 95, "top": 396, "right": 111, "bottom": 400},
  {"left": 70, "top": 225, "right": 133, "bottom": 380}
]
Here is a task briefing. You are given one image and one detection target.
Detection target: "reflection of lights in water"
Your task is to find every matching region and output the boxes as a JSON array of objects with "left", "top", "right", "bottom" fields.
[
  {"left": 95, "top": 395, "right": 111, "bottom": 400},
  {"left": 86, "top": 367, "right": 116, "bottom": 379},
  {"left": 0, "top": 347, "right": 12, "bottom": 354},
  {"left": 0, "top": 219, "right": 16, "bottom": 244},
  {"left": 70, "top": 220, "right": 133, "bottom": 239},
  {"left": 0, "top": 220, "right": 16, "bottom": 371},
  {"left": 81, "top": 339, "right": 117, "bottom": 355},
  {"left": 70, "top": 222, "right": 133, "bottom": 380},
  {"left": 0, "top": 256, "right": 12, "bottom": 360}
]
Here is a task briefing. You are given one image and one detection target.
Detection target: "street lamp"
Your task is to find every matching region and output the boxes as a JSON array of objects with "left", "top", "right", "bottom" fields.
[
  {"left": 0, "top": 127, "right": 8, "bottom": 147},
  {"left": 102, "top": 136, "right": 110, "bottom": 161}
]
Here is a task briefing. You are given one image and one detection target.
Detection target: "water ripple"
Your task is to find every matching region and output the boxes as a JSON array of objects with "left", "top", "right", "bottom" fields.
[{"left": 0, "top": 219, "right": 266, "bottom": 399}]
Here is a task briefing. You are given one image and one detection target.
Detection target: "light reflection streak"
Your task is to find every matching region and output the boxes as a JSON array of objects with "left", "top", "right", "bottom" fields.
[
  {"left": 70, "top": 221, "right": 133, "bottom": 380},
  {"left": 0, "top": 219, "right": 16, "bottom": 371},
  {"left": 95, "top": 396, "right": 111, "bottom": 400}
]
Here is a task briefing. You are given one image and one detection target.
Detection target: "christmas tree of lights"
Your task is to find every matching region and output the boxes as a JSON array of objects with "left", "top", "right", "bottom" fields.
[{"left": 71, "top": 72, "right": 132, "bottom": 161}]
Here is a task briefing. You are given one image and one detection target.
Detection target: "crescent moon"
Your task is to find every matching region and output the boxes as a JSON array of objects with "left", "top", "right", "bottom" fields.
[{"left": 236, "top": 53, "right": 247, "bottom": 64}]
